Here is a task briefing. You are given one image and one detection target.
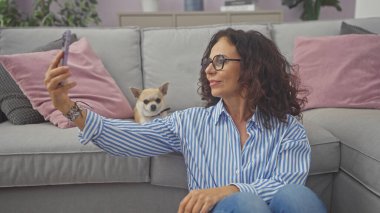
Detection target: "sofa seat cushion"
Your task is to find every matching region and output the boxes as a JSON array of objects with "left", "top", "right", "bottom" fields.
[
  {"left": 150, "top": 119, "right": 340, "bottom": 189},
  {"left": 0, "top": 122, "right": 150, "bottom": 187},
  {"left": 303, "top": 108, "right": 380, "bottom": 196}
]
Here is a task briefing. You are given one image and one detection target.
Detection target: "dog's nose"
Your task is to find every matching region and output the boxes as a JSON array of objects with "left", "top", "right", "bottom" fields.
[{"left": 150, "top": 105, "right": 157, "bottom": 111}]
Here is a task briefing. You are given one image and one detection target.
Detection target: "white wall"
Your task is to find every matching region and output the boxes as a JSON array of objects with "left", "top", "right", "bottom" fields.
[{"left": 355, "top": 0, "right": 380, "bottom": 18}]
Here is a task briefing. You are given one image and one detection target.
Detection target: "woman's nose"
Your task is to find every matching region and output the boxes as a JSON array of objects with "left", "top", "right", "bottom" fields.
[{"left": 204, "top": 63, "right": 216, "bottom": 74}]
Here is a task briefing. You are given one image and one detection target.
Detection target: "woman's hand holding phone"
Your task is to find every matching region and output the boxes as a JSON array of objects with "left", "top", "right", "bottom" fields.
[
  {"left": 44, "top": 30, "right": 75, "bottom": 114},
  {"left": 44, "top": 51, "right": 77, "bottom": 115},
  {"left": 44, "top": 30, "right": 87, "bottom": 130}
]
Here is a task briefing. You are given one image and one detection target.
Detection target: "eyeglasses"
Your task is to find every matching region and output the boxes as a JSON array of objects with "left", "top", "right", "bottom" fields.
[{"left": 201, "top": 54, "right": 241, "bottom": 71}]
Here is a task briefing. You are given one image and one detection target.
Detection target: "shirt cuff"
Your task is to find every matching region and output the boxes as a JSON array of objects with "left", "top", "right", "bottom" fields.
[
  {"left": 78, "top": 110, "right": 104, "bottom": 145},
  {"left": 230, "top": 183, "right": 258, "bottom": 195}
]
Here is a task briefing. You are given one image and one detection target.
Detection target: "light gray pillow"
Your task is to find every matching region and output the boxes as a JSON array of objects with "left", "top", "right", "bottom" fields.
[
  {"left": 340, "top": 21, "right": 375, "bottom": 35},
  {"left": 0, "top": 33, "right": 78, "bottom": 125},
  {"left": 32, "top": 33, "right": 78, "bottom": 52}
]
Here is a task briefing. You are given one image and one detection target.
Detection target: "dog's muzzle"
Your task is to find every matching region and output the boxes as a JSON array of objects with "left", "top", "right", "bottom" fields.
[{"left": 150, "top": 104, "right": 157, "bottom": 111}]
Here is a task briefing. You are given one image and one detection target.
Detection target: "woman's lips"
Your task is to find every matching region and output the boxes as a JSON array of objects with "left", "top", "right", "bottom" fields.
[{"left": 209, "top": 80, "right": 221, "bottom": 87}]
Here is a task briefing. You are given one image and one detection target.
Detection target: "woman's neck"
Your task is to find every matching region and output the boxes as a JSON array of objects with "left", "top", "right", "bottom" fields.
[{"left": 223, "top": 97, "right": 253, "bottom": 123}]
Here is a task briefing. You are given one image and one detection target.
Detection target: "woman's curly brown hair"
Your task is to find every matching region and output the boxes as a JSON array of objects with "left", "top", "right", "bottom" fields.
[{"left": 198, "top": 28, "right": 308, "bottom": 128}]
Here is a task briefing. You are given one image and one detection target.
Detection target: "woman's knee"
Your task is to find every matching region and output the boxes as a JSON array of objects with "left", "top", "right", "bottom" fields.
[
  {"left": 212, "top": 192, "right": 271, "bottom": 213},
  {"left": 270, "top": 184, "right": 327, "bottom": 213}
]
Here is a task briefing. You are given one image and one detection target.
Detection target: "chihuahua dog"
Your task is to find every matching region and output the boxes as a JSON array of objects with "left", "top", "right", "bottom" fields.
[{"left": 130, "top": 82, "right": 170, "bottom": 123}]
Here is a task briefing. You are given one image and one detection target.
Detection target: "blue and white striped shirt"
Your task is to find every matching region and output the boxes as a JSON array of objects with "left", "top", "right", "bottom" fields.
[{"left": 79, "top": 100, "right": 310, "bottom": 202}]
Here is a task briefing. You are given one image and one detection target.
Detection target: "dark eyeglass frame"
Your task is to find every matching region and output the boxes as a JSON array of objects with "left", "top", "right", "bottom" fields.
[{"left": 201, "top": 54, "right": 241, "bottom": 71}]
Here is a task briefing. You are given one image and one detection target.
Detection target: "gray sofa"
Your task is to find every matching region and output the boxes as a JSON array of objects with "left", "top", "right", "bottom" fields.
[{"left": 0, "top": 17, "right": 379, "bottom": 213}]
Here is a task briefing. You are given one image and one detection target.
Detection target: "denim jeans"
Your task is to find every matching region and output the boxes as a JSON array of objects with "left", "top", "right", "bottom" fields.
[{"left": 212, "top": 184, "right": 327, "bottom": 213}]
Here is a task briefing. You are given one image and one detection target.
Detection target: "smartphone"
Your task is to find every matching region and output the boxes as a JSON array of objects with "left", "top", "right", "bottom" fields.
[
  {"left": 58, "top": 30, "right": 71, "bottom": 87},
  {"left": 61, "top": 30, "right": 71, "bottom": 66}
]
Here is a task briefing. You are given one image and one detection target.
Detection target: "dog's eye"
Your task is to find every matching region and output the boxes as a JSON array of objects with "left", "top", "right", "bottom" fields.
[
  {"left": 143, "top": 100, "right": 149, "bottom": 105},
  {"left": 156, "top": 98, "right": 161, "bottom": 104}
]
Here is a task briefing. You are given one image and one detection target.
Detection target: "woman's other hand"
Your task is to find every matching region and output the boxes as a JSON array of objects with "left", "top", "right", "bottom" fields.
[{"left": 178, "top": 185, "right": 239, "bottom": 213}]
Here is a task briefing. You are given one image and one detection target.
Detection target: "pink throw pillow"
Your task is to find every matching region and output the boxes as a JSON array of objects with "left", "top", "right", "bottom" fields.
[
  {"left": 0, "top": 38, "right": 133, "bottom": 128},
  {"left": 294, "top": 34, "right": 380, "bottom": 111}
]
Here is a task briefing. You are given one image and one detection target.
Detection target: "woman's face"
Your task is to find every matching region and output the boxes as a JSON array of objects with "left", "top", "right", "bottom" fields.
[{"left": 205, "top": 37, "right": 242, "bottom": 100}]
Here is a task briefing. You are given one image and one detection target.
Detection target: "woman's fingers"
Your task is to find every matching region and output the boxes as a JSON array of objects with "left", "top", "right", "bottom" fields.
[
  {"left": 44, "top": 51, "right": 72, "bottom": 87},
  {"left": 44, "top": 66, "right": 68, "bottom": 84},
  {"left": 46, "top": 71, "right": 69, "bottom": 87},
  {"left": 178, "top": 194, "right": 193, "bottom": 213},
  {"left": 200, "top": 202, "right": 213, "bottom": 213},
  {"left": 45, "top": 51, "right": 67, "bottom": 86},
  {"left": 191, "top": 201, "right": 204, "bottom": 213},
  {"left": 50, "top": 81, "right": 77, "bottom": 96},
  {"left": 183, "top": 197, "right": 197, "bottom": 213},
  {"left": 43, "top": 51, "right": 76, "bottom": 113},
  {"left": 178, "top": 191, "right": 210, "bottom": 213},
  {"left": 178, "top": 187, "right": 236, "bottom": 213},
  {"left": 178, "top": 196, "right": 188, "bottom": 213},
  {"left": 49, "top": 50, "right": 64, "bottom": 70},
  {"left": 45, "top": 68, "right": 70, "bottom": 89},
  {"left": 189, "top": 194, "right": 214, "bottom": 213}
]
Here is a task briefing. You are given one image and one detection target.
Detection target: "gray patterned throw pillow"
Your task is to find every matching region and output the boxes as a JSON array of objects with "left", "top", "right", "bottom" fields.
[
  {"left": 0, "top": 64, "right": 45, "bottom": 124},
  {"left": 33, "top": 33, "right": 78, "bottom": 52},
  {"left": 0, "top": 110, "right": 6, "bottom": 123}
]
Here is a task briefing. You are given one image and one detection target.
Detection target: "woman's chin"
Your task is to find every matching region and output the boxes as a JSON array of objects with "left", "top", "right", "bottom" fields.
[{"left": 211, "top": 90, "right": 222, "bottom": 98}]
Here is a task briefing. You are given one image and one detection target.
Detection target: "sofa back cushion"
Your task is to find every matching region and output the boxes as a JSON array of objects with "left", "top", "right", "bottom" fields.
[
  {"left": 271, "top": 20, "right": 341, "bottom": 63},
  {"left": 0, "top": 28, "right": 142, "bottom": 105},
  {"left": 141, "top": 24, "right": 270, "bottom": 111}
]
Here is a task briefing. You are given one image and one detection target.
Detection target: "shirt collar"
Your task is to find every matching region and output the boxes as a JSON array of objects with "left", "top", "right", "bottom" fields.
[
  {"left": 212, "top": 99, "right": 263, "bottom": 131},
  {"left": 248, "top": 107, "right": 264, "bottom": 131},
  {"left": 212, "top": 99, "right": 225, "bottom": 125}
]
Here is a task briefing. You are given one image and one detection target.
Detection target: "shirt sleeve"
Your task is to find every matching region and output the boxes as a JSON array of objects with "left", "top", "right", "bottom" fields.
[
  {"left": 78, "top": 110, "right": 182, "bottom": 157},
  {"left": 232, "top": 121, "right": 311, "bottom": 203}
]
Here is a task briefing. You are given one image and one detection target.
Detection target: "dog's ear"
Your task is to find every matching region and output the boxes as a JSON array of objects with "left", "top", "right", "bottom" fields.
[
  {"left": 130, "top": 87, "right": 142, "bottom": 98},
  {"left": 159, "top": 82, "right": 169, "bottom": 95}
]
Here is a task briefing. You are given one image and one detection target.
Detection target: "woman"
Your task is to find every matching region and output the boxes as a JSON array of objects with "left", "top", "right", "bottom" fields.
[{"left": 45, "top": 28, "right": 326, "bottom": 213}]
